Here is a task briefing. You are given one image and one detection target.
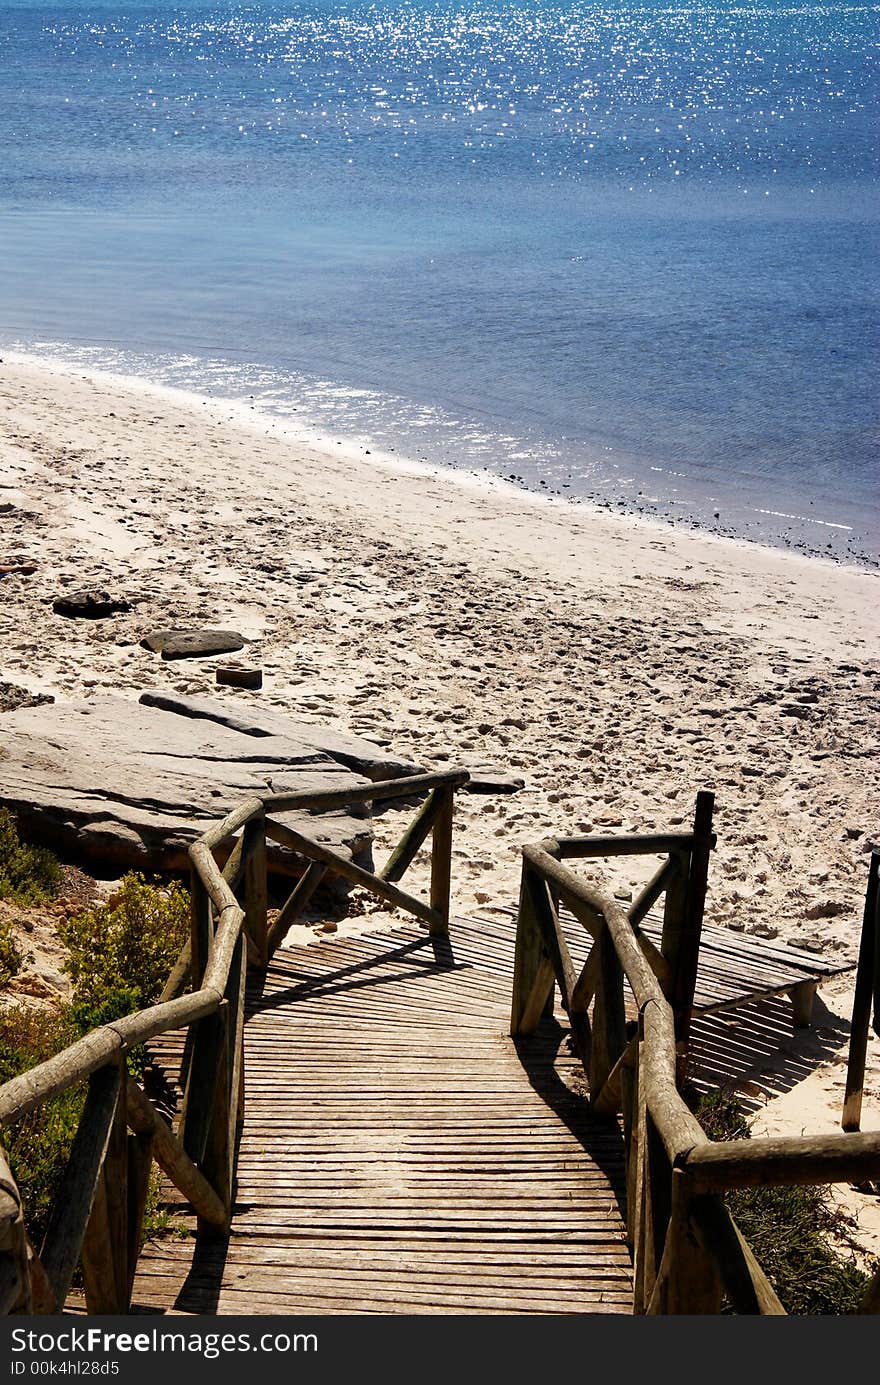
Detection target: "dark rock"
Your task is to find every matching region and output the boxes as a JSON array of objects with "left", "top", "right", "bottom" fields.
[
  {"left": 216, "top": 665, "right": 263, "bottom": 690},
  {"left": 780, "top": 703, "right": 813, "bottom": 719},
  {"left": 141, "top": 629, "right": 246, "bottom": 659},
  {"left": 0, "top": 562, "right": 38, "bottom": 577},
  {"left": 52, "top": 590, "right": 133, "bottom": 619}
]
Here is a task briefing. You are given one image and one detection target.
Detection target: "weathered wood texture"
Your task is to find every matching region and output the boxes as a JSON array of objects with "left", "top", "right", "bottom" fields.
[
  {"left": 842, "top": 850, "right": 879, "bottom": 1132},
  {"left": 127, "top": 901, "right": 846, "bottom": 1317},
  {"left": 498, "top": 902, "right": 849, "bottom": 1029},
  {"left": 131, "top": 915, "right": 633, "bottom": 1315}
]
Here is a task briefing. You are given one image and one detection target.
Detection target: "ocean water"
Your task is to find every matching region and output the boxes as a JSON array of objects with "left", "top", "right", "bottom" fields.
[{"left": 1, "top": 0, "right": 878, "bottom": 560}]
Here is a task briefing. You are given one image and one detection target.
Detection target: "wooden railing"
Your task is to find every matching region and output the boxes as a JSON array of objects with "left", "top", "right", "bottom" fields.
[
  {"left": 510, "top": 796, "right": 880, "bottom": 1314},
  {"left": 0, "top": 768, "right": 468, "bottom": 1315}
]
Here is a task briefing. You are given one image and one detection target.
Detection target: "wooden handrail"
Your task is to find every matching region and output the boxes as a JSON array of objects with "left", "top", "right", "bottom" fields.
[
  {"left": 263, "top": 768, "right": 469, "bottom": 814},
  {"left": 554, "top": 831, "right": 712, "bottom": 858},
  {"left": 0, "top": 767, "right": 469, "bottom": 1314},
  {"left": 512, "top": 799, "right": 880, "bottom": 1315},
  {"left": 685, "top": 1129, "right": 880, "bottom": 1192}
]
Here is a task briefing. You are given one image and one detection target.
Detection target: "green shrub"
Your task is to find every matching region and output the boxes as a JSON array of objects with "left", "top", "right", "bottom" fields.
[
  {"left": 0, "top": 809, "right": 61, "bottom": 906},
  {"left": 0, "top": 917, "right": 25, "bottom": 986},
  {"left": 693, "top": 1087, "right": 870, "bottom": 1315},
  {"left": 59, "top": 872, "right": 189, "bottom": 1031},
  {"left": 0, "top": 1006, "right": 82, "bottom": 1251},
  {"left": 1, "top": 875, "right": 191, "bottom": 1261}
]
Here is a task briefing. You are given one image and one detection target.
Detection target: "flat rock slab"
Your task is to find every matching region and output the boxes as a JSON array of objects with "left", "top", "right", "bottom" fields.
[
  {"left": 139, "top": 692, "right": 423, "bottom": 781},
  {"left": 141, "top": 630, "right": 246, "bottom": 660},
  {"left": 0, "top": 695, "right": 421, "bottom": 878}
]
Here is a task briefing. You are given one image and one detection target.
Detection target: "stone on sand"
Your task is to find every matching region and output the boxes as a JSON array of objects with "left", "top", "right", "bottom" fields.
[{"left": 141, "top": 629, "right": 246, "bottom": 659}]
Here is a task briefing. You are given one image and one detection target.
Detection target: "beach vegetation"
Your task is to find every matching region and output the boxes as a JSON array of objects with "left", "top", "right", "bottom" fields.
[
  {"left": 693, "top": 1087, "right": 871, "bottom": 1315},
  {"left": 1, "top": 870, "right": 191, "bottom": 1262},
  {"left": 0, "top": 916, "right": 25, "bottom": 986},
  {"left": 58, "top": 872, "right": 189, "bottom": 1051},
  {"left": 0, "top": 808, "right": 61, "bottom": 907}
]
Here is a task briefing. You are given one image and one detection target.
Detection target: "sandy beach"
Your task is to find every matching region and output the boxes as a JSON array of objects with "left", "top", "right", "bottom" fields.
[{"left": 1, "top": 353, "right": 878, "bottom": 1258}]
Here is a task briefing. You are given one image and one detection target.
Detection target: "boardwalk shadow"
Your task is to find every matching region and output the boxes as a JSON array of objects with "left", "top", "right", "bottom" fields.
[
  {"left": 245, "top": 933, "right": 464, "bottom": 1016},
  {"left": 688, "top": 989, "right": 851, "bottom": 1112},
  {"left": 513, "top": 1019, "right": 629, "bottom": 1225}
]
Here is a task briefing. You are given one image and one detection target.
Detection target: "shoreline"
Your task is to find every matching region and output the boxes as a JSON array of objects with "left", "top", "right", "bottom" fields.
[
  {"left": 4, "top": 345, "right": 876, "bottom": 570},
  {"left": 1, "top": 352, "right": 878, "bottom": 1254}
]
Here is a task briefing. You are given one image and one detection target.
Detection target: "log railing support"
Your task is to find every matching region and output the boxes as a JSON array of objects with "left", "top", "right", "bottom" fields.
[
  {"left": 509, "top": 867, "right": 557, "bottom": 1037},
  {"left": 243, "top": 814, "right": 269, "bottom": 969},
  {"left": 0, "top": 1152, "right": 29, "bottom": 1315},
  {"left": 81, "top": 1057, "right": 130, "bottom": 1314},
  {"left": 39, "top": 1063, "right": 121, "bottom": 1313},
  {"left": 843, "top": 849, "right": 879, "bottom": 1132},
  {"left": 589, "top": 921, "right": 627, "bottom": 1102},
  {"left": 429, "top": 785, "right": 454, "bottom": 936}
]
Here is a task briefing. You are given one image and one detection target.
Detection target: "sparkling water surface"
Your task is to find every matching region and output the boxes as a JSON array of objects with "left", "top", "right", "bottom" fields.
[{"left": 1, "top": 1, "right": 878, "bottom": 558}]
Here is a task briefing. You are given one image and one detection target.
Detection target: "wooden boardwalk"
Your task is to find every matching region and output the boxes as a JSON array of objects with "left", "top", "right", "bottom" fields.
[
  {"left": 131, "top": 909, "right": 847, "bottom": 1316},
  {"left": 133, "top": 913, "right": 633, "bottom": 1314}
]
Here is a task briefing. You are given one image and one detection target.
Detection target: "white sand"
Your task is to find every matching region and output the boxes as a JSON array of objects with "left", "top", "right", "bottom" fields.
[{"left": 1, "top": 353, "right": 878, "bottom": 1256}]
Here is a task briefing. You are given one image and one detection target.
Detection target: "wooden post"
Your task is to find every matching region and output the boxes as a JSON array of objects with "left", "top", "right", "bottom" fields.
[
  {"left": 510, "top": 863, "right": 555, "bottom": 1035},
  {"left": 429, "top": 785, "right": 454, "bottom": 935},
  {"left": 791, "top": 979, "right": 818, "bottom": 1028},
  {"left": 631, "top": 1052, "right": 651, "bottom": 1314},
  {"left": 621, "top": 1051, "right": 639, "bottom": 1249},
  {"left": 190, "top": 867, "right": 213, "bottom": 988},
  {"left": 196, "top": 1002, "right": 231, "bottom": 1235},
  {"left": 0, "top": 1151, "right": 29, "bottom": 1315},
  {"left": 125, "top": 1131, "right": 154, "bottom": 1299},
  {"left": 39, "top": 1063, "right": 121, "bottom": 1312},
  {"left": 180, "top": 1007, "right": 227, "bottom": 1169},
  {"left": 647, "top": 1170, "right": 723, "bottom": 1314},
  {"left": 81, "top": 1059, "right": 129, "bottom": 1313},
  {"left": 689, "top": 1194, "right": 785, "bottom": 1314},
  {"left": 589, "top": 921, "right": 627, "bottom": 1106},
  {"left": 645, "top": 1111, "right": 673, "bottom": 1296},
  {"left": 243, "top": 814, "right": 269, "bottom": 970},
  {"left": 663, "top": 792, "right": 714, "bottom": 1064},
  {"left": 225, "top": 934, "right": 247, "bottom": 1196},
  {"left": 843, "top": 850, "right": 879, "bottom": 1132}
]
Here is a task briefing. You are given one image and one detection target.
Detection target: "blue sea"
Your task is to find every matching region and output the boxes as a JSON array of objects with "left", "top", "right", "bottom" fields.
[{"left": 1, "top": 0, "right": 878, "bottom": 560}]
